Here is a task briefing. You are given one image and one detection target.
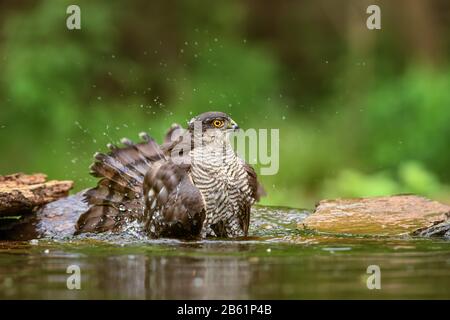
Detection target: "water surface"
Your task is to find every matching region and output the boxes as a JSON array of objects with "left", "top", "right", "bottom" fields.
[{"left": 1, "top": 206, "right": 449, "bottom": 299}]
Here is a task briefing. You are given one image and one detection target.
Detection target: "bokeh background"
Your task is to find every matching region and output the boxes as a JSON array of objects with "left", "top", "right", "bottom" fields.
[{"left": 0, "top": 0, "right": 449, "bottom": 208}]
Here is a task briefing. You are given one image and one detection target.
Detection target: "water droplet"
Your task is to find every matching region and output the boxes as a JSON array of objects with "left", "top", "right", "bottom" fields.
[{"left": 193, "top": 277, "right": 204, "bottom": 288}]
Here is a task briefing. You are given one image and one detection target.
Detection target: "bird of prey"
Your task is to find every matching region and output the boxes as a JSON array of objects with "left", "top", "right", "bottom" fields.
[{"left": 75, "top": 111, "right": 265, "bottom": 239}]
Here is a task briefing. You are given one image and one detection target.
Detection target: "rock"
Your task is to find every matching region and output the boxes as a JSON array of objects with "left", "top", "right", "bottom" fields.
[
  {"left": 0, "top": 173, "right": 73, "bottom": 216},
  {"left": 301, "top": 195, "right": 450, "bottom": 237},
  {"left": 36, "top": 191, "right": 89, "bottom": 238},
  {"left": 413, "top": 220, "right": 450, "bottom": 239},
  {"left": 0, "top": 190, "right": 87, "bottom": 241}
]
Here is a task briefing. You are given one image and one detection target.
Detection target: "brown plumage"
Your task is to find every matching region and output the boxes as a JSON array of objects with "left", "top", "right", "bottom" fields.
[{"left": 75, "top": 112, "right": 265, "bottom": 239}]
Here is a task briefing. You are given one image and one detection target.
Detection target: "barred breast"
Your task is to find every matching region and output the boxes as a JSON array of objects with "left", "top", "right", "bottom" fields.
[{"left": 190, "top": 142, "right": 253, "bottom": 237}]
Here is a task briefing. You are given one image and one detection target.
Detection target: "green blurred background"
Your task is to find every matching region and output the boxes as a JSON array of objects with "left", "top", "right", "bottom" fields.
[{"left": 0, "top": 0, "right": 449, "bottom": 208}]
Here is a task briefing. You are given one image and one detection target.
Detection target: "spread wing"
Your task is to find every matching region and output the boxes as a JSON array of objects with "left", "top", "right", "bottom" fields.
[
  {"left": 143, "top": 160, "right": 206, "bottom": 239},
  {"left": 75, "top": 133, "right": 165, "bottom": 234}
]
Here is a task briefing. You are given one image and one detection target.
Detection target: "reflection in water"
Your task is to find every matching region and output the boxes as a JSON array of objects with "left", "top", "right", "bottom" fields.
[
  {"left": 147, "top": 256, "right": 252, "bottom": 299},
  {"left": 0, "top": 251, "right": 256, "bottom": 299},
  {"left": 1, "top": 241, "right": 450, "bottom": 299},
  {"left": 97, "top": 243, "right": 256, "bottom": 299}
]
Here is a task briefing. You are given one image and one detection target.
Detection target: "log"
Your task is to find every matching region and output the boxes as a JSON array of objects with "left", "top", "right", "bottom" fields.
[
  {"left": 0, "top": 173, "right": 73, "bottom": 216},
  {"left": 301, "top": 195, "right": 450, "bottom": 236}
]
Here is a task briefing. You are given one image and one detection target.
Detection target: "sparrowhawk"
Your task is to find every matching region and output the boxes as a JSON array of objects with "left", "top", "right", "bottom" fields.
[{"left": 75, "top": 111, "right": 265, "bottom": 239}]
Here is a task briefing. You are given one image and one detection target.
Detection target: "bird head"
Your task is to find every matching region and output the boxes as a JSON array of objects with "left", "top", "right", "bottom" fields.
[{"left": 188, "top": 111, "right": 239, "bottom": 144}]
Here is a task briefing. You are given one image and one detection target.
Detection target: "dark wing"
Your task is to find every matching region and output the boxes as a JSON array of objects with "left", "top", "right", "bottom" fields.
[
  {"left": 75, "top": 133, "right": 164, "bottom": 234},
  {"left": 243, "top": 162, "right": 266, "bottom": 202},
  {"left": 238, "top": 162, "right": 265, "bottom": 236},
  {"left": 143, "top": 160, "right": 206, "bottom": 239}
]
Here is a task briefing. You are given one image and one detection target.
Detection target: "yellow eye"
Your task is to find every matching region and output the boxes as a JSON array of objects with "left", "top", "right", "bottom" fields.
[{"left": 212, "top": 119, "right": 224, "bottom": 128}]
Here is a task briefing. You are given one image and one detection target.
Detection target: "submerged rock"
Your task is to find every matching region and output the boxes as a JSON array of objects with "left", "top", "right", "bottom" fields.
[
  {"left": 0, "top": 190, "right": 87, "bottom": 240},
  {"left": 302, "top": 195, "right": 450, "bottom": 238},
  {"left": 36, "top": 191, "right": 89, "bottom": 238}
]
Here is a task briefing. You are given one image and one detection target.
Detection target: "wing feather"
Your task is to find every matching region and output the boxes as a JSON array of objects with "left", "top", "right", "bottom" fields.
[{"left": 143, "top": 160, "right": 205, "bottom": 238}]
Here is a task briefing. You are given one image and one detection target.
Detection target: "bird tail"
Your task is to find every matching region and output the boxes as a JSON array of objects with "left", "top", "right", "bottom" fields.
[{"left": 75, "top": 132, "right": 165, "bottom": 234}]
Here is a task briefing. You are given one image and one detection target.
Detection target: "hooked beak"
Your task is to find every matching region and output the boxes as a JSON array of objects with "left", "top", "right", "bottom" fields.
[{"left": 228, "top": 119, "right": 240, "bottom": 131}]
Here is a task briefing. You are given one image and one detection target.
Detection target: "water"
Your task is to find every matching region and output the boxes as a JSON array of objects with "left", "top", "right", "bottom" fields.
[{"left": 0, "top": 206, "right": 449, "bottom": 299}]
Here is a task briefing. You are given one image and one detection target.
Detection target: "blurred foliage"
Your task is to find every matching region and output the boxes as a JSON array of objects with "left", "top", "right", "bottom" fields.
[
  {"left": 0, "top": 0, "right": 449, "bottom": 208},
  {"left": 323, "top": 161, "right": 449, "bottom": 199}
]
